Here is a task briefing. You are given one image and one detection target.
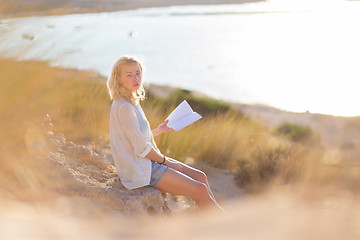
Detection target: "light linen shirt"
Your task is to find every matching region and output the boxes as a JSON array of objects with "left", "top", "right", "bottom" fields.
[{"left": 109, "top": 98, "right": 159, "bottom": 189}]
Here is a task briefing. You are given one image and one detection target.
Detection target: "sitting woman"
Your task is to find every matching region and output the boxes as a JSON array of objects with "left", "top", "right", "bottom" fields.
[{"left": 107, "top": 56, "right": 223, "bottom": 212}]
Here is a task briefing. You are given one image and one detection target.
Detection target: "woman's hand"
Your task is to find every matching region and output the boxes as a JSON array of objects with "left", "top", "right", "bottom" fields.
[
  {"left": 153, "top": 120, "right": 174, "bottom": 136},
  {"left": 164, "top": 157, "right": 183, "bottom": 172}
]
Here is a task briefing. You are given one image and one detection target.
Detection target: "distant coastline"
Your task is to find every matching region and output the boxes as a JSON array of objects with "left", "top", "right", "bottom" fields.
[
  {"left": 0, "top": 0, "right": 262, "bottom": 19},
  {"left": 1, "top": 0, "right": 359, "bottom": 160},
  {"left": 148, "top": 83, "right": 360, "bottom": 156}
]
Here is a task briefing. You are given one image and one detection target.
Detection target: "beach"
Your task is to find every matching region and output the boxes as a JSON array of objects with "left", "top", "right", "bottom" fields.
[
  {"left": 1, "top": 1, "right": 359, "bottom": 117},
  {"left": 1, "top": 0, "right": 360, "bottom": 239}
]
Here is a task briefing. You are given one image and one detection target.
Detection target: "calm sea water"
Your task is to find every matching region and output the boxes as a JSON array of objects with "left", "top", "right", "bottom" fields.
[{"left": 1, "top": 0, "right": 359, "bottom": 116}]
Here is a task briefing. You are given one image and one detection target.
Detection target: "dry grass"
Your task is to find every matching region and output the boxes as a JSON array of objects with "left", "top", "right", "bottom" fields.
[
  {"left": 0, "top": 1, "right": 76, "bottom": 18},
  {"left": 1, "top": 58, "right": 360, "bottom": 202},
  {"left": 0, "top": 58, "right": 110, "bottom": 199},
  {"left": 0, "top": 58, "right": 110, "bottom": 144}
]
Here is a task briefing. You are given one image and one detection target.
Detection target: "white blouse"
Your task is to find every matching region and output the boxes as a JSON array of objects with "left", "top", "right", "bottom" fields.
[{"left": 109, "top": 98, "right": 160, "bottom": 189}]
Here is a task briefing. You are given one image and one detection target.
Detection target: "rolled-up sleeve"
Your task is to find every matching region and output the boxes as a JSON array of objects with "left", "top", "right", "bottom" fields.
[{"left": 117, "top": 103, "right": 152, "bottom": 158}]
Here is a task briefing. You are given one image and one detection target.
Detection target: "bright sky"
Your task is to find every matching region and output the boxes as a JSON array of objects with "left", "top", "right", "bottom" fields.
[{"left": 238, "top": 0, "right": 359, "bottom": 116}]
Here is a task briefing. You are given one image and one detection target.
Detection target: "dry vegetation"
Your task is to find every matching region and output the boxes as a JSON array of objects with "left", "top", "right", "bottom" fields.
[
  {"left": 1, "top": 1, "right": 360, "bottom": 237},
  {"left": 2, "top": 57, "right": 359, "bottom": 203},
  {"left": 0, "top": 58, "right": 110, "bottom": 199},
  {"left": 1, "top": 58, "right": 360, "bottom": 239}
]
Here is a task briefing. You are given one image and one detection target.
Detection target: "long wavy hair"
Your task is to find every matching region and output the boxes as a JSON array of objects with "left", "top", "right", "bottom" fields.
[{"left": 107, "top": 56, "right": 146, "bottom": 104}]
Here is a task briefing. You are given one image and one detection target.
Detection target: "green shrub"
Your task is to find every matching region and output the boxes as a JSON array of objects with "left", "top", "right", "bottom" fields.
[
  {"left": 169, "top": 89, "right": 233, "bottom": 116},
  {"left": 275, "top": 122, "right": 313, "bottom": 142},
  {"left": 144, "top": 88, "right": 242, "bottom": 118}
]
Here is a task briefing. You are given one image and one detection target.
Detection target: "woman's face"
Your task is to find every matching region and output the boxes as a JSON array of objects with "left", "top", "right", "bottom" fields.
[{"left": 118, "top": 63, "right": 142, "bottom": 92}]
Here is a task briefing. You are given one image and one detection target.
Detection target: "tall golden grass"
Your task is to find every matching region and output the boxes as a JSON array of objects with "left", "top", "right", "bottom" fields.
[
  {"left": 1, "top": 58, "right": 359, "bottom": 202},
  {"left": 0, "top": 58, "right": 110, "bottom": 199},
  {"left": 0, "top": 1, "right": 75, "bottom": 18}
]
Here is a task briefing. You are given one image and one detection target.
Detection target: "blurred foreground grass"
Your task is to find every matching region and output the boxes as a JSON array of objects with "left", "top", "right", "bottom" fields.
[
  {"left": 0, "top": 58, "right": 359, "bottom": 202},
  {"left": 0, "top": 58, "right": 111, "bottom": 199}
]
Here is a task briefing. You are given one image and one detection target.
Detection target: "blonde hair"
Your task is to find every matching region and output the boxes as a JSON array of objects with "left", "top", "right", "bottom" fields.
[{"left": 107, "top": 56, "right": 146, "bottom": 104}]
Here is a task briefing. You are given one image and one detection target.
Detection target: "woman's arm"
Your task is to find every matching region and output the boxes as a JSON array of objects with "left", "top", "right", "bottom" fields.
[
  {"left": 145, "top": 148, "right": 182, "bottom": 172},
  {"left": 152, "top": 120, "right": 174, "bottom": 137},
  {"left": 117, "top": 103, "right": 153, "bottom": 158}
]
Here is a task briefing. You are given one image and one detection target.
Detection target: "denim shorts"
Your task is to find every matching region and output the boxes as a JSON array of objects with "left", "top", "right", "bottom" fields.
[{"left": 149, "top": 161, "right": 169, "bottom": 187}]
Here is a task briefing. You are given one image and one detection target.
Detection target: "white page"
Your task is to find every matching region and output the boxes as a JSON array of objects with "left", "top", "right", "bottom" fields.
[
  {"left": 169, "top": 112, "right": 202, "bottom": 131},
  {"left": 165, "top": 100, "right": 202, "bottom": 131},
  {"left": 166, "top": 100, "right": 193, "bottom": 123}
]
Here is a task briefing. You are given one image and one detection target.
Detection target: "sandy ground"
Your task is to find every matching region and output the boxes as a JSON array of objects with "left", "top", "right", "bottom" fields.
[
  {"left": 231, "top": 102, "right": 360, "bottom": 163},
  {"left": 164, "top": 160, "right": 245, "bottom": 212},
  {"left": 1, "top": 189, "right": 360, "bottom": 240}
]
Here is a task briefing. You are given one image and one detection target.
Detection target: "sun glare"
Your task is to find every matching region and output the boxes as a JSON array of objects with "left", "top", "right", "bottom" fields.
[
  {"left": 265, "top": 0, "right": 347, "bottom": 11},
  {"left": 1, "top": 0, "right": 358, "bottom": 116},
  {"left": 237, "top": 0, "right": 359, "bottom": 116}
]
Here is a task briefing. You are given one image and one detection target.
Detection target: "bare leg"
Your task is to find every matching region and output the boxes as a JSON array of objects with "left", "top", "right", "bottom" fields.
[
  {"left": 155, "top": 168, "right": 224, "bottom": 211},
  {"left": 177, "top": 161, "right": 216, "bottom": 200}
]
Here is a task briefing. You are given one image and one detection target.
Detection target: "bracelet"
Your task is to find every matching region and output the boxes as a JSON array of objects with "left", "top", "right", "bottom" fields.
[{"left": 161, "top": 155, "right": 166, "bottom": 164}]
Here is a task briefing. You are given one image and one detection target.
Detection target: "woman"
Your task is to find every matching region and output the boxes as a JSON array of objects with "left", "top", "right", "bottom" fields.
[{"left": 107, "top": 56, "right": 223, "bottom": 212}]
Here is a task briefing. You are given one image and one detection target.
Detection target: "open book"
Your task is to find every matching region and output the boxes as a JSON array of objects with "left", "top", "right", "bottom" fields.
[{"left": 165, "top": 100, "right": 202, "bottom": 131}]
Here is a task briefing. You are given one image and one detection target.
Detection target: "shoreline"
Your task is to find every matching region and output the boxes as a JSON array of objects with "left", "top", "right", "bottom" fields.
[
  {"left": 148, "top": 83, "right": 360, "bottom": 153},
  {"left": 2, "top": 55, "right": 359, "bottom": 152},
  {"left": 1, "top": 0, "right": 359, "bottom": 159},
  {"left": 1, "top": 2, "right": 358, "bottom": 118},
  {"left": 0, "top": 0, "right": 262, "bottom": 19}
]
